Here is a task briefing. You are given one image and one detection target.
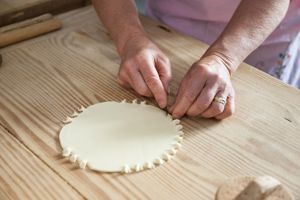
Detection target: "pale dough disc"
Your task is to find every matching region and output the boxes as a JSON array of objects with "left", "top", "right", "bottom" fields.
[{"left": 59, "top": 100, "right": 184, "bottom": 173}]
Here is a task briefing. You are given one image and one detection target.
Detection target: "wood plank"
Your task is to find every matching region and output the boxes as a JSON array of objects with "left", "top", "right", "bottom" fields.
[
  {"left": 0, "top": 6, "right": 300, "bottom": 199},
  {"left": 0, "top": 126, "right": 83, "bottom": 200},
  {"left": 0, "top": 0, "right": 89, "bottom": 26}
]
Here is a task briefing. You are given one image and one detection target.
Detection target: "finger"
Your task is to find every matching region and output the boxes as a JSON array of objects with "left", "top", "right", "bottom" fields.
[
  {"left": 156, "top": 57, "right": 171, "bottom": 93},
  {"left": 117, "top": 70, "right": 132, "bottom": 89},
  {"left": 186, "top": 83, "right": 219, "bottom": 117},
  {"left": 215, "top": 95, "right": 235, "bottom": 120},
  {"left": 170, "top": 74, "right": 206, "bottom": 118},
  {"left": 127, "top": 66, "right": 152, "bottom": 97},
  {"left": 201, "top": 89, "right": 228, "bottom": 118},
  {"left": 140, "top": 58, "right": 167, "bottom": 108}
]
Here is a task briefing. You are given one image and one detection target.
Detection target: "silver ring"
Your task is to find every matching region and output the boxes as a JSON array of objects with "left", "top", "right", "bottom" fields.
[{"left": 213, "top": 97, "right": 226, "bottom": 105}]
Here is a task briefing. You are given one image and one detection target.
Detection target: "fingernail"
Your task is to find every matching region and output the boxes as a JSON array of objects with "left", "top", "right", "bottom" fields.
[
  {"left": 172, "top": 112, "right": 181, "bottom": 119},
  {"left": 158, "top": 99, "right": 166, "bottom": 109}
]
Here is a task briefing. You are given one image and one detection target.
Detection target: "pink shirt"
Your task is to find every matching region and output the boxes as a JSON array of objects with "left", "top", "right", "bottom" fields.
[
  {"left": 146, "top": 0, "right": 300, "bottom": 71},
  {"left": 146, "top": 0, "right": 300, "bottom": 45}
]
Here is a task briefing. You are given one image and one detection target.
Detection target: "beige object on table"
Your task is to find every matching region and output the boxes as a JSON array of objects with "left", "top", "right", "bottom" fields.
[
  {"left": 0, "top": 13, "right": 53, "bottom": 34},
  {"left": 0, "top": 0, "right": 89, "bottom": 26},
  {"left": 216, "top": 176, "right": 294, "bottom": 200},
  {"left": 0, "top": 6, "right": 299, "bottom": 200},
  {"left": 59, "top": 100, "right": 184, "bottom": 173},
  {"left": 0, "top": 14, "right": 62, "bottom": 48}
]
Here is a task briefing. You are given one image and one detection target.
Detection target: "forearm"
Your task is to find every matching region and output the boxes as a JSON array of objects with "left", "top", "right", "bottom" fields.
[
  {"left": 205, "top": 0, "right": 289, "bottom": 73},
  {"left": 92, "top": 0, "right": 145, "bottom": 55}
]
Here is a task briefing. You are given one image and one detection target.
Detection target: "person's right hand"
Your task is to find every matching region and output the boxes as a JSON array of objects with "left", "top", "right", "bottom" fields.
[{"left": 117, "top": 34, "right": 171, "bottom": 108}]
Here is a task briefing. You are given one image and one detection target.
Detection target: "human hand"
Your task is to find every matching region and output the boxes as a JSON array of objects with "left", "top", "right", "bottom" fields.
[
  {"left": 117, "top": 34, "right": 171, "bottom": 108},
  {"left": 170, "top": 54, "right": 235, "bottom": 120}
]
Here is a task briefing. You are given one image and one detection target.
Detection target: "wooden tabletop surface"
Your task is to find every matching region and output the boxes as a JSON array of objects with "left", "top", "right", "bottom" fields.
[
  {"left": 0, "top": 0, "right": 89, "bottom": 26},
  {"left": 0, "top": 6, "right": 300, "bottom": 200}
]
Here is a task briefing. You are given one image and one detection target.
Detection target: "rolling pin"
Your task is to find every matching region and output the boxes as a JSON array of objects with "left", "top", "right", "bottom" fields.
[
  {"left": 215, "top": 176, "right": 294, "bottom": 200},
  {"left": 0, "top": 13, "right": 52, "bottom": 34},
  {"left": 0, "top": 14, "right": 62, "bottom": 48}
]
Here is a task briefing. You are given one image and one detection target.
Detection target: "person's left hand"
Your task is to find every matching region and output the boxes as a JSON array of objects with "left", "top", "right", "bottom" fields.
[{"left": 169, "top": 54, "right": 235, "bottom": 120}]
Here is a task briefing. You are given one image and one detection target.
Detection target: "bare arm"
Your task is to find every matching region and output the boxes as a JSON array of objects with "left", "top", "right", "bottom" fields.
[
  {"left": 171, "top": 0, "right": 290, "bottom": 119},
  {"left": 92, "top": 0, "right": 290, "bottom": 119},
  {"left": 92, "top": 0, "right": 144, "bottom": 54},
  {"left": 206, "top": 0, "right": 290, "bottom": 73},
  {"left": 92, "top": 0, "right": 171, "bottom": 108}
]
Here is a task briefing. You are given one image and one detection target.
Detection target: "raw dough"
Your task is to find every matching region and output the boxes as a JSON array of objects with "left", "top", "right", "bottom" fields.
[{"left": 59, "top": 100, "right": 184, "bottom": 173}]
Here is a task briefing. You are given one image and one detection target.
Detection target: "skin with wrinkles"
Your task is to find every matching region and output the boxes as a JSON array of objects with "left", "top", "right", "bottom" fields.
[{"left": 92, "top": 0, "right": 289, "bottom": 119}]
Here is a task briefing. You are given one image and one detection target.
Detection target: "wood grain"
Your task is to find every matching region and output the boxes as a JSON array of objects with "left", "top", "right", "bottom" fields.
[
  {"left": 0, "top": 0, "right": 89, "bottom": 26},
  {"left": 0, "top": 18, "right": 62, "bottom": 48},
  {"left": 0, "top": 13, "right": 53, "bottom": 34},
  {"left": 0, "top": 6, "right": 300, "bottom": 200},
  {"left": 0, "top": 126, "right": 83, "bottom": 200}
]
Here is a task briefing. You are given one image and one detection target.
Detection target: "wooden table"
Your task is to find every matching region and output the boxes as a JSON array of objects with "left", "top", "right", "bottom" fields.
[
  {"left": 0, "top": 6, "right": 300, "bottom": 200},
  {"left": 0, "top": 0, "right": 89, "bottom": 26}
]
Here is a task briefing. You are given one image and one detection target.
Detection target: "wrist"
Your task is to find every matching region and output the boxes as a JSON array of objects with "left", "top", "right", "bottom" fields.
[
  {"left": 115, "top": 27, "right": 147, "bottom": 56},
  {"left": 203, "top": 47, "right": 240, "bottom": 75}
]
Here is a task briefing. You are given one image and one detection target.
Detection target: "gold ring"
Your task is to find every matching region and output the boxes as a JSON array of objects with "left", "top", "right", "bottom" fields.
[{"left": 213, "top": 97, "right": 226, "bottom": 105}]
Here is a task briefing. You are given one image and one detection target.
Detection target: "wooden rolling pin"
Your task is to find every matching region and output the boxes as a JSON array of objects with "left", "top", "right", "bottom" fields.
[
  {"left": 215, "top": 176, "right": 294, "bottom": 200},
  {"left": 0, "top": 14, "right": 62, "bottom": 48},
  {"left": 0, "top": 14, "right": 53, "bottom": 34}
]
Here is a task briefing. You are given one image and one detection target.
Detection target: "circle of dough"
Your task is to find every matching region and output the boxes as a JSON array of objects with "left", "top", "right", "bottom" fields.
[{"left": 59, "top": 101, "right": 183, "bottom": 172}]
